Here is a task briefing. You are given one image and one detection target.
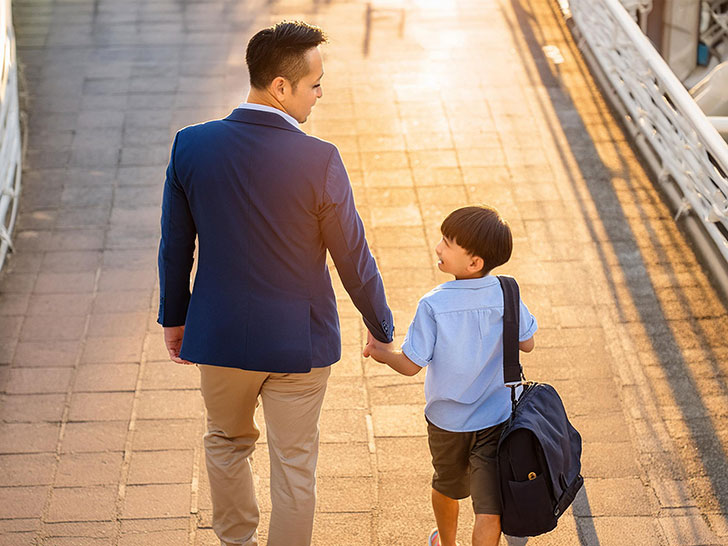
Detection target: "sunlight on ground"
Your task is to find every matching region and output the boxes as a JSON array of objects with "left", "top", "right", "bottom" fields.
[{"left": 411, "top": 0, "right": 459, "bottom": 9}]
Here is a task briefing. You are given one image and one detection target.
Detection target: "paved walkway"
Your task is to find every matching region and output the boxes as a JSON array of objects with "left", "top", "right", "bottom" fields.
[{"left": 2, "top": 0, "right": 728, "bottom": 544}]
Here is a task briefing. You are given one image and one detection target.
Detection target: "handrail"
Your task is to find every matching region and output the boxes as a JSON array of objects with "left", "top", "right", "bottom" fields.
[
  {"left": 0, "top": 0, "right": 22, "bottom": 273},
  {"left": 570, "top": 0, "right": 728, "bottom": 262}
]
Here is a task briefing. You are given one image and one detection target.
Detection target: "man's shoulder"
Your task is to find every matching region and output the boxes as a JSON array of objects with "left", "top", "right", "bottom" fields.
[
  {"left": 175, "top": 117, "right": 338, "bottom": 154},
  {"left": 293, "top": 133, "right": 338, "bottom": 156},
  {"left": 175, "top": 118, "right": 225, "bottom": 140},
  {"left": 304, "top": 134, "right": 338, "bottom": 151}
]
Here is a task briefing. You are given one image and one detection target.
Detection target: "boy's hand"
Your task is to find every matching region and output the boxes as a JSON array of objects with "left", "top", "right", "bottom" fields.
[
  {"left": 363, "top": 331, "right": 422, "bottom": 376},
  {"left": 363, "top": 341, "right": 389, "bottom": 363},
  {"left": 363, "top": 332, "right": 395, "bottom": 364}
]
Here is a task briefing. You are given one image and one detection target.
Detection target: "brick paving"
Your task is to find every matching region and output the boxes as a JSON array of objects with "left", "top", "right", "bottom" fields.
[{"left": 2, "top": 0, "right": 728, "bottom": 544}]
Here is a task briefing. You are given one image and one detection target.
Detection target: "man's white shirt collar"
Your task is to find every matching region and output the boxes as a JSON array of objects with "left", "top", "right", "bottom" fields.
[{"left": 237, "top": 102, "right": 299, "bottom": 129}]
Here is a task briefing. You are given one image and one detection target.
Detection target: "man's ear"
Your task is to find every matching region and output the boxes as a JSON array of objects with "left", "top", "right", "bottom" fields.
[{"left": 270, "top": 76, "right": 288, "bottom": 101}]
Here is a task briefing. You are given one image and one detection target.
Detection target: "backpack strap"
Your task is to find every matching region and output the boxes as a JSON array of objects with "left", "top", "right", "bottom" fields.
[{"left": 497, "top": 275, "right": 523, "bottom": 385}]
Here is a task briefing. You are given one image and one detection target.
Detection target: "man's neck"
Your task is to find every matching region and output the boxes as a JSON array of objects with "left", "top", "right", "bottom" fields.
[
  {"left": 246, "top": 89, "right": 286, "bottom": 115},
  {"left": 239, "top": 92, "right": 300, "bottom": 129}
]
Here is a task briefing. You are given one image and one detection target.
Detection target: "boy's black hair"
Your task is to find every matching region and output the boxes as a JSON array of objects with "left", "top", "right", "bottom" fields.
[
  {"left": 441, "top": 205, "right": 512, "bottom": 274},
  {"left": 246, "top": 21, "right": 327, "bottom": 91}
]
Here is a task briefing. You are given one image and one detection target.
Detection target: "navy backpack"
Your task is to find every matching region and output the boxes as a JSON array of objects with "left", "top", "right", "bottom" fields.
[{"left": 496, "top": 276, "right": 584, "bottom": 537}]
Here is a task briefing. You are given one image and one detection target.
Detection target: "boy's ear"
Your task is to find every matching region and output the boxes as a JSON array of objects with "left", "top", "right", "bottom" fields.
[{"left": 469, "top": 255, "right": 484, "bottom": 272}]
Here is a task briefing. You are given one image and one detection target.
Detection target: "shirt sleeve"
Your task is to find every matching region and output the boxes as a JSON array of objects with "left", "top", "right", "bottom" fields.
[
  {"left": 318, "top": 146, "right": 394, "bottom": 343},
  {"left": 518, "top": 297, "right": 538, "bottom": 342},
  {"left": 401, "top": 301, "right": 436, "bottom": 368}
]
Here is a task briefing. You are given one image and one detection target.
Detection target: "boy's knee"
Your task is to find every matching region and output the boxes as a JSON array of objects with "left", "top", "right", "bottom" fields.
[
  {"left": 473, "top": 513, "right": 501, "bottom": 533},
  {"left": 473, "top": 514, "right": 502, "bottom": 546},
  {"left": 474, "top": 513, "right": 500, "bottom": 523}
]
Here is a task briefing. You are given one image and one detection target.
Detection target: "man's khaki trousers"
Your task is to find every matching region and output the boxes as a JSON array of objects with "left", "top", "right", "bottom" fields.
[{"left": 199, "top": 364, "right": 331, "bottom": 546}]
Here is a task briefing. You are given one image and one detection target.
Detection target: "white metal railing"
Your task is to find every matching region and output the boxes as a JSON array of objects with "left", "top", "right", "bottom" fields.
[
  {"left": 570, "top": 0, "right": 728, "bottom": 264},
  {"left": 702, "top": 0, "right": 728, "bottom": 50},
  {"left": 0, "top": 0, "right": 21, "bottom": 272},
  {"left": 620, "top": 0, "right": 652, "bottom": 20}
]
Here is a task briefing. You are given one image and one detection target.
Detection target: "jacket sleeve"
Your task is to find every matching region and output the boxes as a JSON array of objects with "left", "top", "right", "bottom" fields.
[
  {"left": 157, "top": 133, "right": 197, "bottom": 326},
  {"left": 318, "top": 146, "right": 394, "bottom": 343}
]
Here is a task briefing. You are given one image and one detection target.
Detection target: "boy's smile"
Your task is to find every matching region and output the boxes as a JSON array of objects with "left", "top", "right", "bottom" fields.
[{"left": 435, "top": 236, "right": 485, "bottom": 280}]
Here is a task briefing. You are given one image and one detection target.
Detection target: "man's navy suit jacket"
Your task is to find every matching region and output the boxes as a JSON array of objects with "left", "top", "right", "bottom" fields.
[{"left": 158, "top": 108, "right": 394, "bottom": 373}]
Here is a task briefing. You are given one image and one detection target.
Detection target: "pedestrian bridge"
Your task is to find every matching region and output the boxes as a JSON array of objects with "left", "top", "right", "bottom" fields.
[{"left": 0, "top": 0, "right": 727, "bottom": 544}]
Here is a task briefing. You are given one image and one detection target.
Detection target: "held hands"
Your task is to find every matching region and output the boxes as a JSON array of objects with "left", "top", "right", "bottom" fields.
[
  {"left": 363, "top": 330, "right": 395, "bottom": 364},
  {"left": 163, "top": 326, "right": 194, "bottom": 365},
  {"left": 363, "top": 331, "right": 421, "bottom": 376}
]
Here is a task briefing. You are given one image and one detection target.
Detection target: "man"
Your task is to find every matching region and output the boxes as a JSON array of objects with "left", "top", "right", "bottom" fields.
[{"left": 157, "top": 21, "right": 394, "bottom": 546}]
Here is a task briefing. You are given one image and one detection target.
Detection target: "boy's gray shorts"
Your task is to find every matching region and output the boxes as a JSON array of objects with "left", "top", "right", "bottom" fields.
[{"left": 426, "top": 417, "right": 506, "bottom": 515}]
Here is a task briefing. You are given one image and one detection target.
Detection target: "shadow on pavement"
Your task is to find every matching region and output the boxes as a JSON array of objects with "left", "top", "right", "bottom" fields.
[
  {"left": 575, "top": 489, "right": 600, "bottom": 545},
  {"left": 506, "top": 0, "right": 728, "bottom": 537}
]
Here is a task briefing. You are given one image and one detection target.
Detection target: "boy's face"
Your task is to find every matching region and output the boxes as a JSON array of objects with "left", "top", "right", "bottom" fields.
[{"left": 435, "top": 236, "right": 485, "bottom": 280}]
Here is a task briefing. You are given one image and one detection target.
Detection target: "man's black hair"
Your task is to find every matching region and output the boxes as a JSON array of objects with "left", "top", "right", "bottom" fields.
[{"left": 246, "top": 21, "right": 327, "bottom": 91}]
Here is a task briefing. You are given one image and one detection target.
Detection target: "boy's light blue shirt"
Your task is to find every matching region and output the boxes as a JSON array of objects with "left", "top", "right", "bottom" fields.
[{"left": 401, "top": 275, "right": 538, "bottom": 432}]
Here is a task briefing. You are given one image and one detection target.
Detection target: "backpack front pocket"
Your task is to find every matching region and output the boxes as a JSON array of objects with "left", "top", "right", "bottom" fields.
[{"left": 508, "top": 472, "right": 554, "bottom": 529}]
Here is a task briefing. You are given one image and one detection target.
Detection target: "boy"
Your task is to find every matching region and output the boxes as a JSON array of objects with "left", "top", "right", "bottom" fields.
[{"left": 364, "top": 205, "right": 537, "bottom": 546}]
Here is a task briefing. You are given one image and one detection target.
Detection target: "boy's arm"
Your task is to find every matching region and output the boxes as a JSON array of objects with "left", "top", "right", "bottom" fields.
[
  {"left": 517, "top": 296, "right": 537, "bottom": 353},
  {"left": 364, "top": 339, "right": 422, "bottom": 376},
  {"left": 520, "top": 336, "right": 535, "bottom": 353}
]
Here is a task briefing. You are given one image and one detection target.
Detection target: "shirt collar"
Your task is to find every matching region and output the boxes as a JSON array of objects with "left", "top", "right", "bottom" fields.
[
  {"left": 439, "top": 275, "right": 499, "bottom": 289},
  {"left": 237, "top": 102, "right": 299, "bottom": 129}
]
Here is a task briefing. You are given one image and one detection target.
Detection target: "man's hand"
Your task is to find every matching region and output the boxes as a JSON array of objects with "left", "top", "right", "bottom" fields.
[
  {"left": 164, "top": 326, "right": 194, "bottom": 365},
  {"left": 363, "top": 330, "right": 375, "bottom": 358}
]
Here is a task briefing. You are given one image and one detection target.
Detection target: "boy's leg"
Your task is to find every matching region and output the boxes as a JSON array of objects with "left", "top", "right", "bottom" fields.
[
  {"left": 426, "top": 419, "right": 473, "bottom": 546},
  {"left": 469, "top": 421, "right": 507, "bottom": 546},
  {"left": 431, "top": 488, "right": 459, "bottom": 546},
  {"left": 472, "top": 514, "right": 501, "bottom": 546}
]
